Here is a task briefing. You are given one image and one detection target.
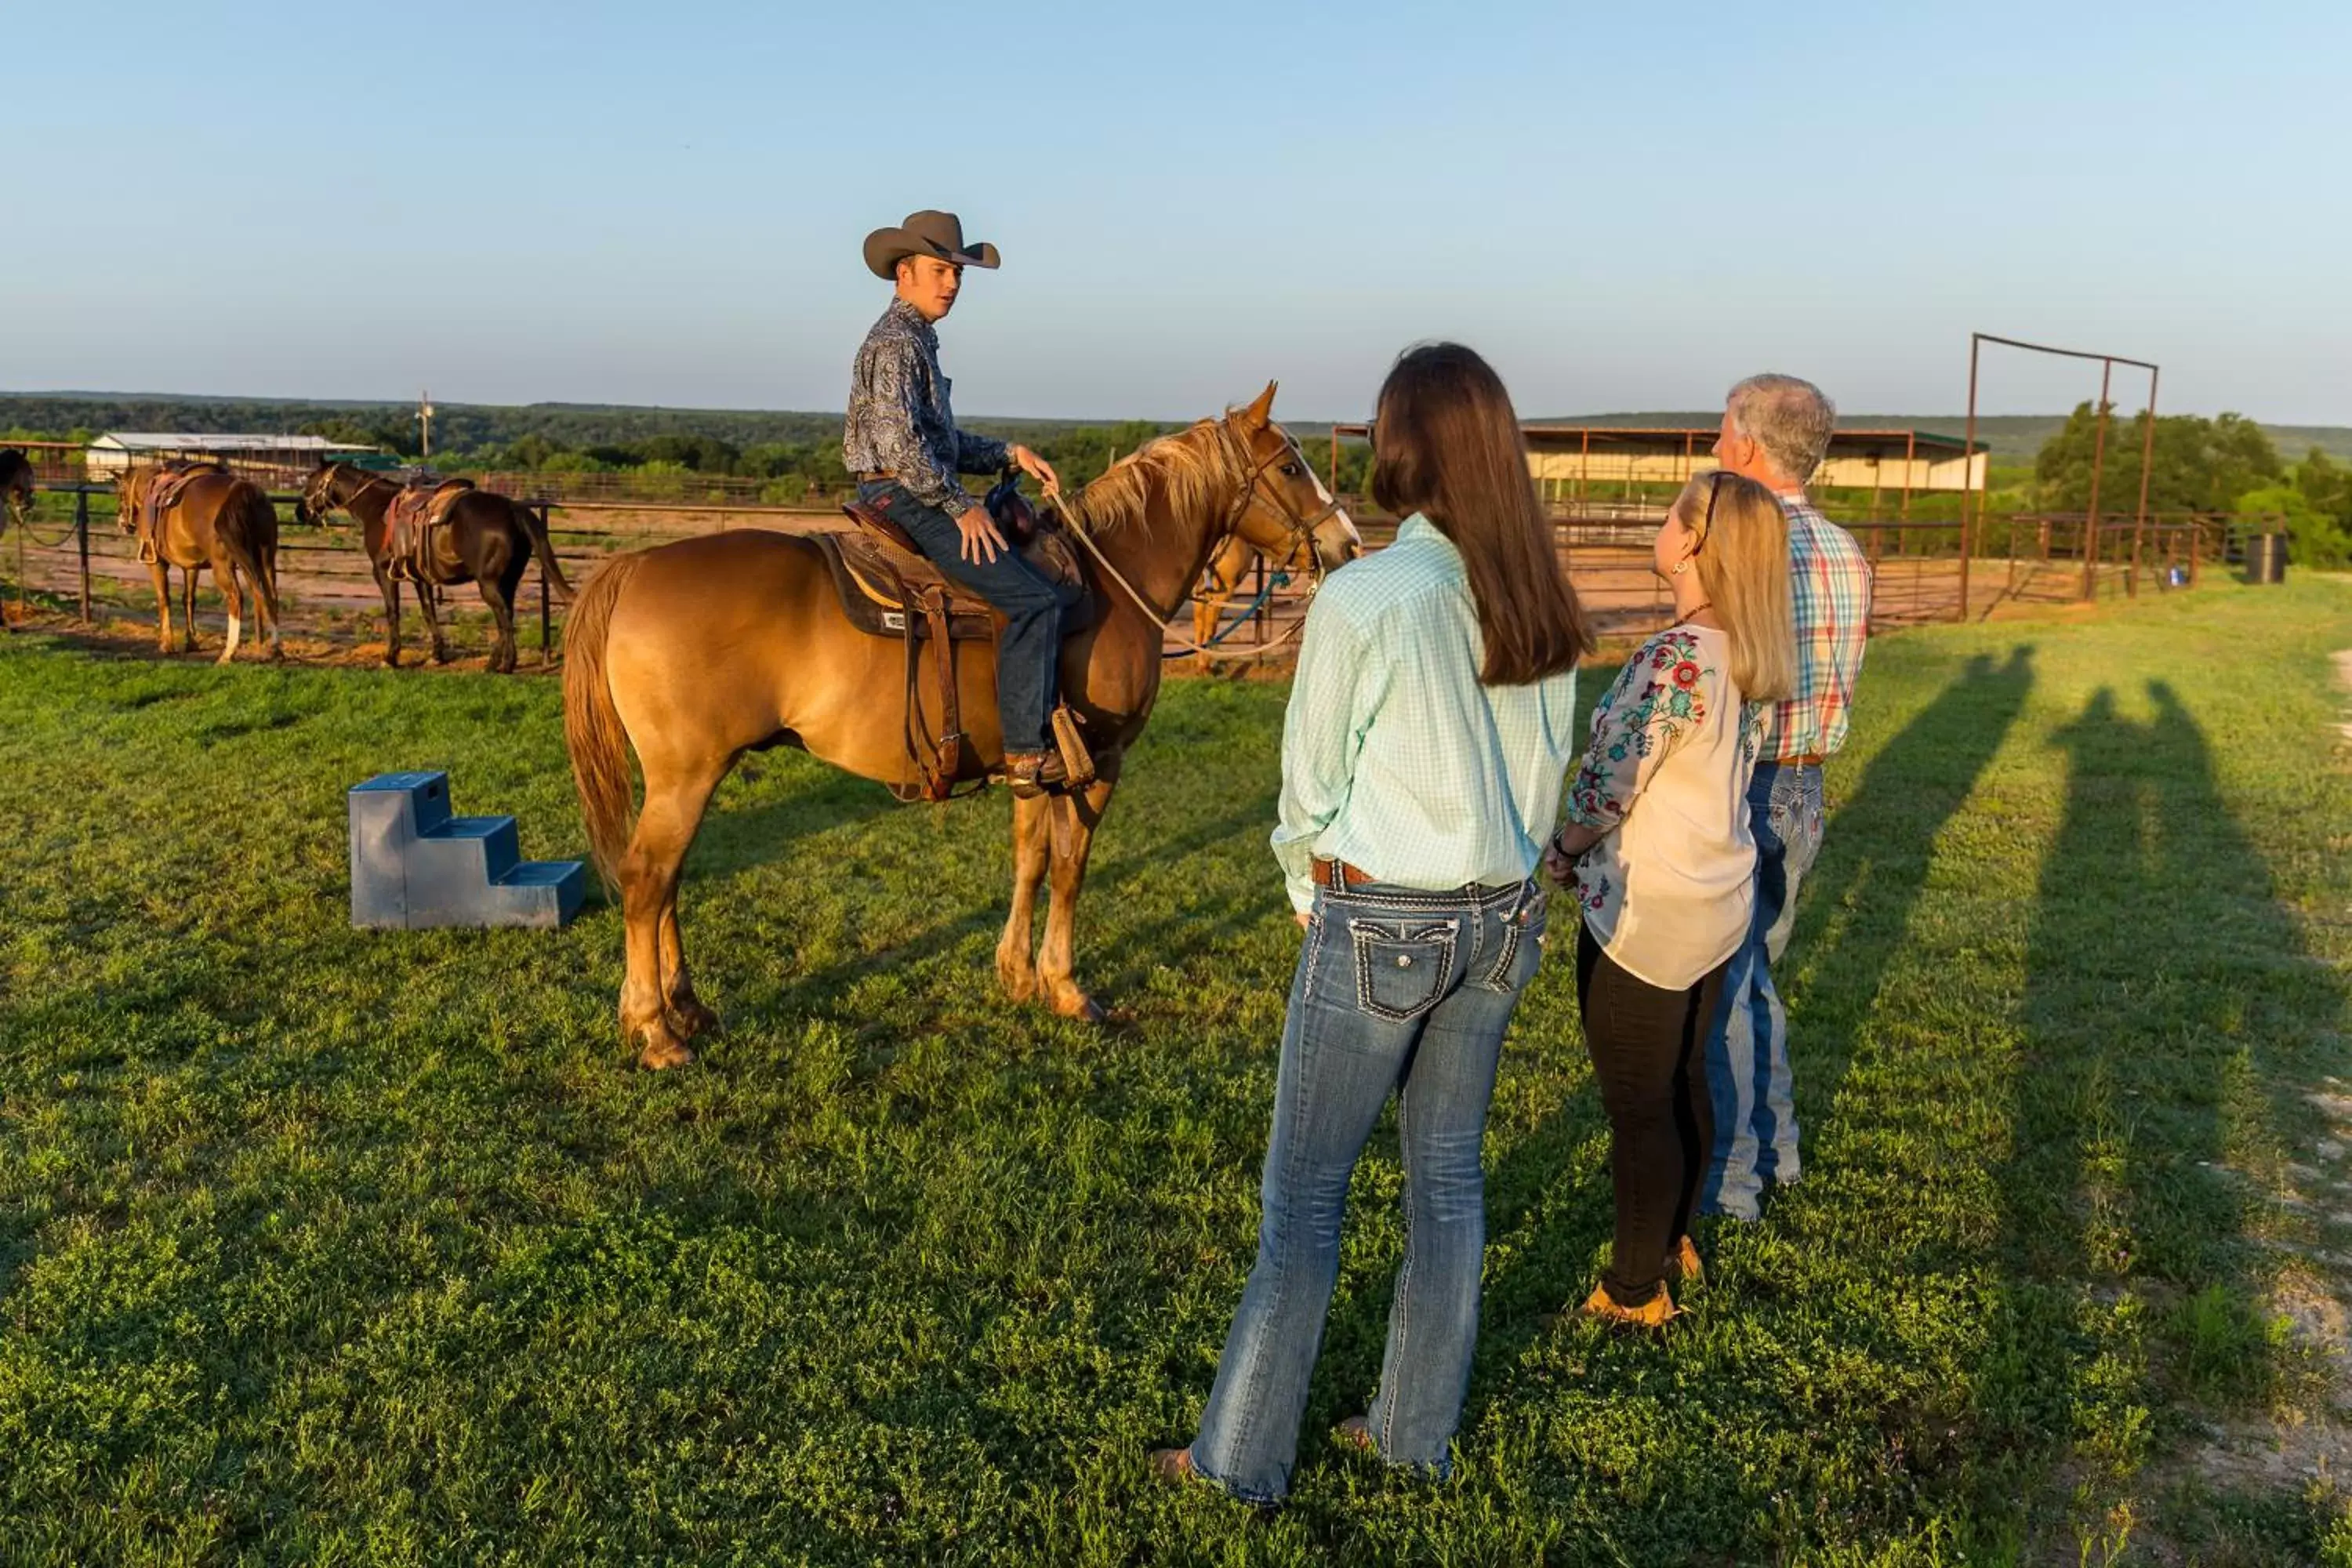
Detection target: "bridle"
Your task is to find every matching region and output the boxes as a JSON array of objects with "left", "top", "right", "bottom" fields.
[
  {"left": 303, "top": 464, "right": 389, "bottom": 525},
  {"left": 1054, "top": 413, "right": 1352, "bottom": 662},
  {"left": 1213, "top": 416, "right": 1347, "bottom": 585}
]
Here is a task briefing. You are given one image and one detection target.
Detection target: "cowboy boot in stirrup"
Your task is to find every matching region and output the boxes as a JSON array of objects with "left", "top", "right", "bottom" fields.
[{"left": 1004, "top": 750, "right": 1069, "bottom": 799}]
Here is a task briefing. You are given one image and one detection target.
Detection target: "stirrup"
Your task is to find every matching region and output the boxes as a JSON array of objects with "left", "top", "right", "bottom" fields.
[{"left": 1004, "top": 750, "right": 1068, "bottom": 799}]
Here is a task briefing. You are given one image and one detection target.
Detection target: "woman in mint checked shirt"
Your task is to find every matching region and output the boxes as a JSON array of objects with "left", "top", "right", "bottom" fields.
[{"left": 1153, "top": 343, "right": 1592, "bottom": 1506}]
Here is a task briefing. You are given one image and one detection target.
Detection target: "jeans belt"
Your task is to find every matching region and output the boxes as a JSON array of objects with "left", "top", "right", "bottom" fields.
[
  {"left": 1780, "top": 752, "right": 1827, "bottom": 768},
  {"left": 1312, "top": 856, "right": 1377, "bottom": 889},
  {"left": 857, "top": 469, "right": 898, "bottom": 481}
]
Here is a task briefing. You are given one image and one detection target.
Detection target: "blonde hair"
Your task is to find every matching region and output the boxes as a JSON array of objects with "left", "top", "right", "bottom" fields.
[{"left": 1676, "top": 472, "right": 1797, "bottom": 704}]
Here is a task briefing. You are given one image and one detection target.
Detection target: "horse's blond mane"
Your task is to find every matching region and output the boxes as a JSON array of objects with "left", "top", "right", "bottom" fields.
[{"left": 1063, "top": 416, "right": 1248, "bottom": 536}]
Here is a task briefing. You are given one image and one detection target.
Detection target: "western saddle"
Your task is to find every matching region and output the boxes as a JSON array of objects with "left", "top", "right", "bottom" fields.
[
  {"left": 822, "top": 478, "right": 1095, "bottom": 803},
  {"left": 383, "top": 477, "right": 475, "bottom": 582},
  {"left": 125, "top": 459, "right": 225, "bottom": 564}
]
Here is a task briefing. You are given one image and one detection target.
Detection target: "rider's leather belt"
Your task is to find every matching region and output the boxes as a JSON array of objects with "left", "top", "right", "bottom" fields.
[
  {"left": 1314, "top": 857, "right": 1380, "bottom": 889},
  {"left": 856, "top": 469, "right": 899, "bottom": 481},
  {"left": 1780, "top": 752, "right": 1828, "bottom": 768}
]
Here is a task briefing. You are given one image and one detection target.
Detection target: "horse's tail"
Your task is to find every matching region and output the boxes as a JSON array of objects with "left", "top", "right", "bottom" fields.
[
  {"left": 562, "top": 553, "right": 644, "bottom": 890},
  {"left": 216, "top": 479, "right": 283, "bottom": 659},
  {"left": 519, "top": 502, "right": 577, "bottom": 604}
]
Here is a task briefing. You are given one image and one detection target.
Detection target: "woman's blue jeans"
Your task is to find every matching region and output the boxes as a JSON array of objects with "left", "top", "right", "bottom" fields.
[{"left": 1189, "top": 874, "right": 1548, "bottom": 1503}]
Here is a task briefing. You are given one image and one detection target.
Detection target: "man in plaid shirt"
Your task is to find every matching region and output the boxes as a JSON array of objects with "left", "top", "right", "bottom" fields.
[{"left": 1702, "top": 374, "right": 1871, "bottom": 1221}]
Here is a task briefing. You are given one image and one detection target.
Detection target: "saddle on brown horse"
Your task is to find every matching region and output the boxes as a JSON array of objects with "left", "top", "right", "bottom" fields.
[
  {"left": 822, "top": 475, "right": 1096, "bottom": 802},
  {"left": 131, "top": 460, "right": 226, "bottom": 564},
  {"left": 384, "top": 477, "right": 475, "bottom": 582}
]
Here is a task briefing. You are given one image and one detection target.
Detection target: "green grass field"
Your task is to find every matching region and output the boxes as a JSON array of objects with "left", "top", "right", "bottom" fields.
[{"left": 3, "top": 581, "right": 2350, "bottom": 1565}]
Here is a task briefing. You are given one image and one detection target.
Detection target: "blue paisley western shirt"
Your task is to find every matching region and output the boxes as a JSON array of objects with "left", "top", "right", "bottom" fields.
[{"left": 843, "top": 298, "right": 1008, "bottom": 514}]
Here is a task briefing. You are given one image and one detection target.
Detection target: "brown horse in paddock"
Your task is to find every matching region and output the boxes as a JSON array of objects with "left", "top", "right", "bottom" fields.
[
  {"left": 563, "top": 384, "right": 1359, "bottom": 1068},
  {"left": 0, "top": 448, "right": 31, "bottom": 629},
  {"left": 296, "top": 463, "right": 576, "bottom": 673},
  {"left": 114, "top": 463, "right": 283, "bottom": 662}
]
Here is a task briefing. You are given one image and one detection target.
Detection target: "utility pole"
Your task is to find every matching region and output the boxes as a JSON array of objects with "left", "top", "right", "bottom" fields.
[{"left": 416, "top": 390, "right": 435, "bottom": 460}]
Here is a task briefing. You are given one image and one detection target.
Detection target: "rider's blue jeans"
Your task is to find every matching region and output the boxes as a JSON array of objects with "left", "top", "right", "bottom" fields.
[
  {"left": 857, "top": 480, "right": 1062, "bottom": 755},
  {"left": 1189, "top": 874, "right": 1549, "bottom": 1504}
]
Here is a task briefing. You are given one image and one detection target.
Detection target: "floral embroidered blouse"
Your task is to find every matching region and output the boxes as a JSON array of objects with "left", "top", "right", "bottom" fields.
[{"left": 1563, "top": 624, "right": 1764, "bottom": 989}]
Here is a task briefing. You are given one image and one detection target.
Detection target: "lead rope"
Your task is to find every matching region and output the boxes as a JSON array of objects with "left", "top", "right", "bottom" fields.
[{"left": 1047, "top": 432, "right": 1323, "bottom": 663}]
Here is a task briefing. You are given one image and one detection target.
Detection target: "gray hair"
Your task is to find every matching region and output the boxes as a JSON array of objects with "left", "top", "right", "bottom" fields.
[{"left": 1726, "top": 374, "right": 1836, "bottom": 485}]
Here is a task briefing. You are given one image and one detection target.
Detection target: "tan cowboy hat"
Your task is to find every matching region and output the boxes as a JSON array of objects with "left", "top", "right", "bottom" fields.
[{"left": 863, "top": 210, "right": 1001, "bottom": 280}]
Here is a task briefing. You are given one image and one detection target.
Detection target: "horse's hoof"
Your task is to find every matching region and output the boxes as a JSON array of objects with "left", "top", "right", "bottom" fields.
[
  {"left": 1051, "top": 989, "right": 1107, "bottom": 1025},
  {"left": 996, "top": 955, "right": 1039, "bottom": 1004},
  {"left": 666, "top": 1000, "right": 722, "bottom": 1040},
  {"left": 637, "top": 1036, "right": 695, "bottom": 1071}
]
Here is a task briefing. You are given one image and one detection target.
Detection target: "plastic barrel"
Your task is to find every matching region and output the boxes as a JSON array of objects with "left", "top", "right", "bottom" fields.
[{"left": 2243, "top": 532, "right": 2287, "bottom": 585}]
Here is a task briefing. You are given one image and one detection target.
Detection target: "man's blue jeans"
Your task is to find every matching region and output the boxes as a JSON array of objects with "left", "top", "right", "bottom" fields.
[
  {"left": 855, "top": 480, "right": 1062, "bottom": 754},
  {"left": 1189, "top": 876, "right": 1548, "bottom": 1504},
  {"left": 1702, "top": 760, "right": 1825, "bottom": 1221}
]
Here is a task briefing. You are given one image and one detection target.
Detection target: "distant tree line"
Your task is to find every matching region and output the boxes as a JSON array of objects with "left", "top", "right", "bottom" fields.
[{"left": 2032, "top": 401, "right": 2351, "bottom": 567}]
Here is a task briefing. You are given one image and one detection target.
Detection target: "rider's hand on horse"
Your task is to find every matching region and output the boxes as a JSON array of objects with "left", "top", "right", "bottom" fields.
[
  {"left": 1010, "top": 445, "right": 1062, "bottom": 500},
  {"left": 956, "top": 504, "right": 1007, "bottom": 564}
]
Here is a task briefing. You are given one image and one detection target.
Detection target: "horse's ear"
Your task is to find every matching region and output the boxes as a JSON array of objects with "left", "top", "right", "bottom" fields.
[{"left": 1241, "top": 381, "right": 1278, "bottom": 428}]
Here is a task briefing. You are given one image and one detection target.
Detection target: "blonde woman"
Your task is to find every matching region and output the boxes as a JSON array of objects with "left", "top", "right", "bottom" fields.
[{"left": 1541, "top": 470, "right": 1796, "bottom": 1327}]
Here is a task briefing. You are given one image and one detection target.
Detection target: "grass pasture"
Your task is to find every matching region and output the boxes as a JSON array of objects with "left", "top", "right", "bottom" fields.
[{"left": 2, "top": 581, "right": 2350, "bottom": 1564}]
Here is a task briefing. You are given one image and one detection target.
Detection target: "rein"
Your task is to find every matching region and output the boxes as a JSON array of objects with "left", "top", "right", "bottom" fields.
[{"left": 1054, "top": 416, "right": 1338, "bottom": 664}]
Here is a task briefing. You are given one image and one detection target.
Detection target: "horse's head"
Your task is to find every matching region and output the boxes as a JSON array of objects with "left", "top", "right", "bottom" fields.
[
  {"left": 295, "top": 462, "right": 343, "bottom": 527},
  {"left": 0, "top": 449, "right": 32, "bottom": 528},
  {"left": 1220, "top": 383, "right": 1361, "bottom": 584},
  {"left": 111, "top": 466, "right": 146, "bottom": 533}
]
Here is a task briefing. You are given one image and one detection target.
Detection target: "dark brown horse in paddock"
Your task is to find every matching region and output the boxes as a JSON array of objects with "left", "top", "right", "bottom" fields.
[
  {"left": 114, "top": 463, "right": 283, "bottom": 662},
  {"left": 296, "top": 463, "right": 576, "bottom": 673},
  {"left": 0, "top": 448, "right": 31, "bottom": 630},
  {"left": 563, "top": 384, "right": 1359, "bottom": 1068}
]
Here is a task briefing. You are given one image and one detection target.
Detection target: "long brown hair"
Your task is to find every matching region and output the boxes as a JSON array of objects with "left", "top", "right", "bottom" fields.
[
  {"left": 1676, "top": 472, "right": 1798, "bottom": 703},
  {"left": 1370, "top": 343, "right": 1592, "bottom": 684}
]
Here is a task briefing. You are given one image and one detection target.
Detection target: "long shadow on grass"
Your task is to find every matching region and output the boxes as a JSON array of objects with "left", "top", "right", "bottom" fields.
[
  {"left": 1456, "top": 647, "right": 2039, "bottom": 1378},
  {"left": 1977, "top": 681, "right": 2351, "bottom": 1549}
]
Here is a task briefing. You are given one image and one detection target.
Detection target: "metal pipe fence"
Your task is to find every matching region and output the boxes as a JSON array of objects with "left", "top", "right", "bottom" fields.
[{"left": 1, "top": 481, "right": 2271, "bottom": 666}]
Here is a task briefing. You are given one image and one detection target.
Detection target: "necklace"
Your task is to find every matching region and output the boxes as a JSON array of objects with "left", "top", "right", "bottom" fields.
[{"left": 1680, "top": 601, "right": 1715, "bottom": 619}]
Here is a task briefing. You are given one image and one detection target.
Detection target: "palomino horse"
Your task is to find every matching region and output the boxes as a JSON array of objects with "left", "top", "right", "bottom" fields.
[
  {"left": 0, "top": 448, "right": 31, "bottom": 630},
  {"left": 114, "top": 463, "right": 283, "bottom": 662},
  {"left": 563, "top": 383, "right": 1359, "bottom": 1068},
  {"left": 296, "top": 463, "right": 577, "bottom": 673},
  {"left": 1189, "top": 529, "right": 1313, "bottom": 671}
]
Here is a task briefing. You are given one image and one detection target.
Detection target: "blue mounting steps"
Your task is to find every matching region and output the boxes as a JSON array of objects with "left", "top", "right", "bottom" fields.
[{"left": 349, "top": 770, "right": 587, "bottom": 930}]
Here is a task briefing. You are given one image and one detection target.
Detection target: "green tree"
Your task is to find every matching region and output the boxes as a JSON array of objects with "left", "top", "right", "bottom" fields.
[{"left": 2033, "top": 403, "right": 2282, "bottom": 515}]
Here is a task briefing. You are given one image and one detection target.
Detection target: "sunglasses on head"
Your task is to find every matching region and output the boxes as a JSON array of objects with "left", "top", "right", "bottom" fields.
[{"left": 1688, "top": 470, "right": 1726, "bottom": 557}]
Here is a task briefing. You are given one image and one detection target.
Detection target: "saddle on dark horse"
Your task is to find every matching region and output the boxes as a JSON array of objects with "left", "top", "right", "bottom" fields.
[
  {"left": 822, "top": 472, "right": 1098, "bottom": 803},
  {"left": 383, "top": 477, "right": 476, "bottom": 582}
]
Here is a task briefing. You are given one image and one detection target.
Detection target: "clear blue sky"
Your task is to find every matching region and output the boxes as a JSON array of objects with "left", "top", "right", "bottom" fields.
[{"left": 6, "top": 1, "right": 2346, "bottom": 424}]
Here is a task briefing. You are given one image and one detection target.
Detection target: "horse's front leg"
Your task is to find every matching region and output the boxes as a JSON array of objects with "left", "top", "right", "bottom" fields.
[
  {"left": 1037, "top": 777, "right": 1117, "bottom": 1022},
  {"left": 996, "top": 790, "right": 1054, "bottom": 1003}
]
